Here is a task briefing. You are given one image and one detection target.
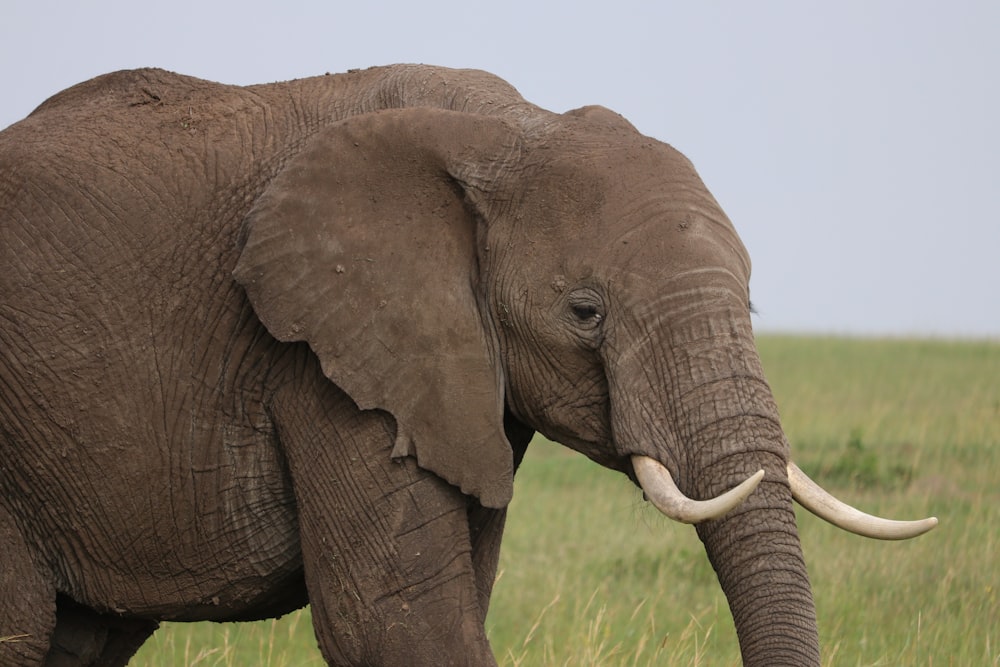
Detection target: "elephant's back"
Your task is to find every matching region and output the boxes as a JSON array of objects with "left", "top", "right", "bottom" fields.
[
  {"left": 0, "top": 67, "right": 295, "bottom": 451},
  {"left": 0, "top": 71, "right": 253, "bottom": 357},
  {"left": 27, "top": 68, "right": 216, "bottom": 117},
  {"left": 0, "top": 67, "right": 292, "bottom": 325}
]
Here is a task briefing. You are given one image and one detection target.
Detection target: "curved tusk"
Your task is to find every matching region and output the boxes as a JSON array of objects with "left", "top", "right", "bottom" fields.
[
  {"left": 788, "top": 462, "right": 938, "bottom": 540},
  {"left": 632, "top": 455, "right": 765, "bottom": 524}
]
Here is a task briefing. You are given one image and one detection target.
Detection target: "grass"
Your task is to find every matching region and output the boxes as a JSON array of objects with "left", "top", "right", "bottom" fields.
[
  {"left": 130, "top": 336, "right": 1000, "bottom": 666},
  {"left": 129, "top": 611, "right": 322, "bottom": 666}
]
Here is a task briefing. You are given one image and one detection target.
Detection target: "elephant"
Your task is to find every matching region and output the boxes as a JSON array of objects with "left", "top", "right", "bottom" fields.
[{"left": 0, "top": 64, "right": 936, "bottom": 667}]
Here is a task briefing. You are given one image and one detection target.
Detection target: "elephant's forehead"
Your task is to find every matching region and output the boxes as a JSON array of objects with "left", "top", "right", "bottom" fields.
[
  {"left": 558, "top": 213, "right": 752, "bottom": 300},
  {"left": 518, "top": 148, "right": 751, "bottom": 287}
]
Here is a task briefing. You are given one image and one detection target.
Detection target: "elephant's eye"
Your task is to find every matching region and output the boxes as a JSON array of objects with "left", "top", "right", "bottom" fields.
[
  {"left": 571, "top": 303, "right": 603, "bottom": 323},
  {"left": 566, "top": 289, "right": 605, "bottom": 333}
]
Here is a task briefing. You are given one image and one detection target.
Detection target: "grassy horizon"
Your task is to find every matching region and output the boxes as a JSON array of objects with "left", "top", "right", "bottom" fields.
[{"left": 130, "top": 335, "right": 999, "bottom": 666}]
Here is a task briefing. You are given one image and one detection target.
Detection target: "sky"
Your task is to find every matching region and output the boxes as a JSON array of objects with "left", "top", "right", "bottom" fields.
[{"left": 2, "top": 1, "right": 997, "bottom": 338}]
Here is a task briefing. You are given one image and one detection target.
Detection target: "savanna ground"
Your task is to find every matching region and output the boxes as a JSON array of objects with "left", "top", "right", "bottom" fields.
[{"left": 127, "top": 336, "right": 999, "bottom": 666}]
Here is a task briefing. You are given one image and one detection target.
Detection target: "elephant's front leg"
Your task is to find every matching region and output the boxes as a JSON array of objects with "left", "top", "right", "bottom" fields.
[{"left": 271, "top": 366, "right": 497, "bottom": 667}]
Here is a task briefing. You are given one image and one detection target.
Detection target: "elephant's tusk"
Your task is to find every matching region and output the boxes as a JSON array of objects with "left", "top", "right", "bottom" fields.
[
  {"left": 632, "top": 455, "right": 765, "bottom": 524},
  {"left": 787, "top": 462, "right": 938, "bottom": 540}
]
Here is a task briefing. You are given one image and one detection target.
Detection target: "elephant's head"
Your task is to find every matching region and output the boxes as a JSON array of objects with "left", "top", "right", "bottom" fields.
[{"left": 234, "top": 103, "right": 936, "bottom": 665}]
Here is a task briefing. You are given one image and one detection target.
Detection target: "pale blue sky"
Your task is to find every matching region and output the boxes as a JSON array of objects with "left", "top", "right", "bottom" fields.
[{"left": 2, "top": 1, "right": 997, "bottom": 337}]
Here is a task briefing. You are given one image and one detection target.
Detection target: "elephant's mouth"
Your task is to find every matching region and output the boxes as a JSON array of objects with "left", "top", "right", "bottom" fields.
[
  {"left": 530, "top": 405, "right": 936, "bottom": 539},
  {"left": 631, "top": 455, "right": 938, "bottom": 539}
]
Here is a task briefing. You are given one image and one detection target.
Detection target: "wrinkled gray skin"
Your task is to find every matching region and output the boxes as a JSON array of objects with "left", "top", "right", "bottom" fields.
[{"left": 1, "top": 65, "right": 816, "bottom": 665}]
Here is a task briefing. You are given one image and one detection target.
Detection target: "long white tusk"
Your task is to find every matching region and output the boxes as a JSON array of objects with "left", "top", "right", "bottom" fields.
[
  {"left": 787, "top": 462, "right": 938, "bottom": 540},
  {"left": 632, "top": 455, "right": 765, "bottom": 524}
]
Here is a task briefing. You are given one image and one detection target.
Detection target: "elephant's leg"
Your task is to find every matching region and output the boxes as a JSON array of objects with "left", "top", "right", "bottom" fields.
[
  {"left": 466, "top": 408, "right": 533, "bottom": 614},
  {"left": 45, "top": 597, "right": 157, "bottom": 667},
  {"left": 466, "top": 501, "right": 508, "bottom": 617},
  {"left": 271, "top": 369, "right": 497, "bottom": 667},
  {"left": 0, "top": 506, "right": 56, "bottom": 667}
]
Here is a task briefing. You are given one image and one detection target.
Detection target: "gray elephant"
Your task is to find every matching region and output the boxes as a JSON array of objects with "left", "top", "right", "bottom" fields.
[{"left": 0, "top": 65, "right": 935, "bottom": 667}]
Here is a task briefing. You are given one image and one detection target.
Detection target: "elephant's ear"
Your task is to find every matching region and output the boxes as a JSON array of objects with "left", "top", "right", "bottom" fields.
[{"left": 234, "top": 108, "right": 522, "bottom": 509}]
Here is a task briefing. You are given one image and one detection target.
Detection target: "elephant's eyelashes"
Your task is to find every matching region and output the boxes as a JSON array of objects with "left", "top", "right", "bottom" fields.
[
  {"left": 571, "top": 304, "right": 603, "bottom": 323},
  {"left": 567, "top": 296, "right": 606, "bottom": 340},
  {"left": 567, "top": 289, "right": 606, "bottom": 331}
]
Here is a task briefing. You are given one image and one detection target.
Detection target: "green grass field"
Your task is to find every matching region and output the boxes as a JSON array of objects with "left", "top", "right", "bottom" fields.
[{"left": 130, "top": 336, "right": 1000, "bottom": 666}]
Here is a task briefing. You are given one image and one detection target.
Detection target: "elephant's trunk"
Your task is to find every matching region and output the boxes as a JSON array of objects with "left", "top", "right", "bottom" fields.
[
  {"left": 689, "top": 413, "right": 820, "bottom": 666},
  {"left": 608, "top": 312, "right": 820, "bottom": 666}
]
